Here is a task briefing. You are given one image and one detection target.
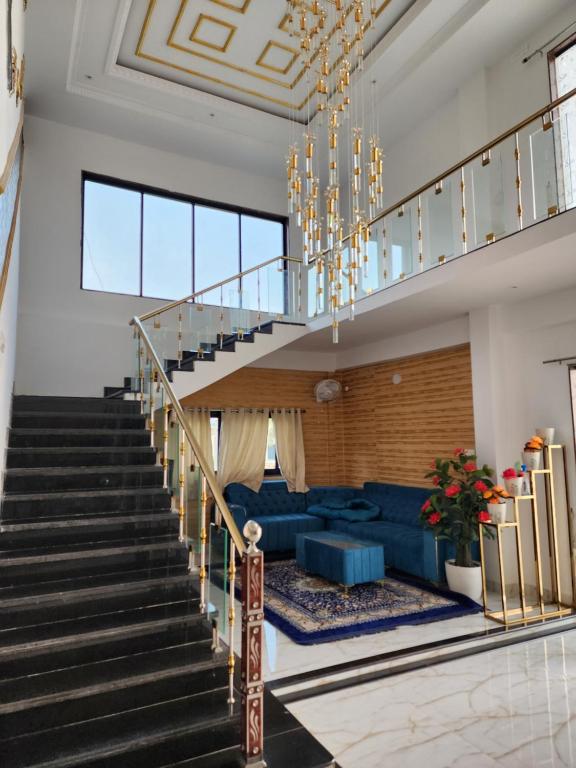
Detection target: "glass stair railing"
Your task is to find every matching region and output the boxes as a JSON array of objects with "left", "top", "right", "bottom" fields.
[{"left": 307, "top": 86, "right": 576, "bottom": 325}]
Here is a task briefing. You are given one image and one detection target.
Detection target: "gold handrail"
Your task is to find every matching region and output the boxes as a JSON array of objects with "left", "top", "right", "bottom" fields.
[
  {"left": 317, "top": 85, "right": 576, "bottom": 259},
  {"left": 138, "top": 254, "right": 303, "bottom": 323},
  {"left": 132, "top": 316, "right": 245, "bottom": 554}
]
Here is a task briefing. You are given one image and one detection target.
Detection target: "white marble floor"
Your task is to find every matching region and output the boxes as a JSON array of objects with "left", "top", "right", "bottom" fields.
[
  {"left": 208, "top": 583, "right": 493, "bottom": 681},
  {"left": 288, "top": 631, "right": 576, "bottom": 767}
]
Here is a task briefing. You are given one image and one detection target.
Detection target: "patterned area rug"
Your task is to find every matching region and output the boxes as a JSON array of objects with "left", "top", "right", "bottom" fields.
[{"left": 262, "top": 560, "right": 482, "bottom": 645}]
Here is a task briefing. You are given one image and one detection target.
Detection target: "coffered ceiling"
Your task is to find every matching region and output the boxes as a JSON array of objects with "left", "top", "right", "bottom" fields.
[{"left": 119, "top": 0, "right": 415, "bottom": 120}]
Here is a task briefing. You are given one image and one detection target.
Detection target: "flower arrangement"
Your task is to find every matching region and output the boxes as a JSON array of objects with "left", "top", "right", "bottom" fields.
[
  {"left": 420, "top": 448, "right": 498, "bottom": 568},
  {"left": 524, "top": 435, "right": 544, "bottom": 452},
  {"left": 502, "top": 467, "right": 523, "bottom": 479}
]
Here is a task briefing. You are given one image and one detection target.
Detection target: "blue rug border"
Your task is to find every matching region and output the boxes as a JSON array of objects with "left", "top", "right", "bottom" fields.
[{"left": 261, "top": 562, "right": 482, "bottom": 646}]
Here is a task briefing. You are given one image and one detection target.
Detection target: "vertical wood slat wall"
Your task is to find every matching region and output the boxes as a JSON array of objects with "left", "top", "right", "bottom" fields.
[{"left": 180, "top": 344, "right": 475, "bottom": 489}]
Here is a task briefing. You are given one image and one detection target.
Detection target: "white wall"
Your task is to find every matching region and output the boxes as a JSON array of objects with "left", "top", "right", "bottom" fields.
[{"left": 16, "top": 116, "right": 290, "bottom": 397}]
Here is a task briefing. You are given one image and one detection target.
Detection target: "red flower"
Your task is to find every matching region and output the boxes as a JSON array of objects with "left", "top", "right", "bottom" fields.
[
  {"left": 463, "top": 462, "right": 477, "bottom": 472},
  {"left": 445, "top": 484, "right": 460, "bottom": 498},
  {"left": 432, "top": 475, "right": 441, "bottom": 486},
  {"left": 429, "top": 461, "right": 437, "bottom": 469},
  {"left": 453, "top": 448, "right": 464, "bottom": 457},
  {"left": 428, "top": 512, "right": 441, "bottom": 525},
  {"left": 421, "top": 499, "right": 431, "bottom": 512},
  {"left": 502, "top": 467, "right": 518, "bottom": 479},
  {"left": 474, "top": 480, "right": 488, "bottom": 492},
  {"left": 478, "top": 511, "right": 491, "bottom": 523}
]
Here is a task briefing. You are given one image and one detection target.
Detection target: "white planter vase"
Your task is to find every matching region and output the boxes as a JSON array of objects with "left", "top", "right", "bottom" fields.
[
  {"left": 504, "top": 476, "right": 524, "bottom": 496},
  {"left": 491, "top": 502, "right": 508, "bottom": 525},
  {"left": 522, "top": 450, "right": 541, "bottom": 470},
  {"left": 536, "top": 427, "right": 555, "bottom": 445},
  {"left": 445, "top": 560, "right": 483, "bottom": 603}
]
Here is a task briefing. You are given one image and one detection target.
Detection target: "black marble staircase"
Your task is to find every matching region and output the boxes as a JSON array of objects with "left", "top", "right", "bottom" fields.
[{"left": 0, "top": 395, "right": 334, "bottom": 768}]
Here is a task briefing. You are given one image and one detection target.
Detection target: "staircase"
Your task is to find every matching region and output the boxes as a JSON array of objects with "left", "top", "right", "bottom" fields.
[
  {"left": 0, "top": 396, "right": 334, "bottom": 768},
  {"left": 105, "top": 321, "right": 308, "bottom": 401}
]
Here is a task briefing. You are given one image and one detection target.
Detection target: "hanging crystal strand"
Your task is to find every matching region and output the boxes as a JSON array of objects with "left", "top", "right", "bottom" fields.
[
  {"left": 162, "top": 403, "right": 170, "bottom": 489},
  {"left": 219, "top": 285, "right": 224, "bottom": 350},
  {"left": 199, "top": 474, "right": 208, "bottom": 613},
  {"left": 227, "top": 541, "right": 236, "bottom": 707},
  {"left": 382, "top": 224, "right": 388, "bottom": 285},
  {"left": 178, "top": 424, "right": 186, "bottom": 543},
  {"left": 362, "top": 221, "right": 370, "bottom": 280},
  {"left": 315, "top": 255, "right": 323, "bottom": 316}
]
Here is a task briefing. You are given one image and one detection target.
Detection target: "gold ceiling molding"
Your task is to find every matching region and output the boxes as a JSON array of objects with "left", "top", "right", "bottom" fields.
[
  {"left": 0, "top": 110, "right": 24, "bottom": 194},
  {"left": 134, "top": 0, "right": 394, "bottom": 118},
  {"left": 209, "top": 0, "right": 251, "bottom": 13},
  {"left": 278, "top": 13, "right": 291, "bottom": 33},
  {"left": 167, "top": 0, "right": 293, "bottom": 89},
  {"left": 189, "top": 14, "right": 237, "bottom": 53},
  {"left": 256, "top": 41, "right": 299, "bottom": 76}
]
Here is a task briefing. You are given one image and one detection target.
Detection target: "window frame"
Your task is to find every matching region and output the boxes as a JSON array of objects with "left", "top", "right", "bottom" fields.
[
  {"left": 209, "top": 411, "right": 281, "bottom": 477},
  {"left": 548, "top": 32, "right": 576, "bottom": 100},
  {"left": 80, "top": 171, "right": 289, "bottom": 305}
]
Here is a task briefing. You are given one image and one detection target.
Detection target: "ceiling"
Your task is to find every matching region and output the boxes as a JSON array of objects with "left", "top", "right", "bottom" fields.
[{"left": 24, "top": 0, "right": 574, "bottom": 177}]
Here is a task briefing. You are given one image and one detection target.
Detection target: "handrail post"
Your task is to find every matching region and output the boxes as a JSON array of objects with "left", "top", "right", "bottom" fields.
[{"left": 241, "top": 521, "right": 266, "bottom": 767}]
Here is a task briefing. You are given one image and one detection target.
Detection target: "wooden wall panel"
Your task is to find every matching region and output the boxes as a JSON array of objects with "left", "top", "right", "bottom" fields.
[
  {"left": 181, "top": 368, "right": 344, "bottom": 486},
  {"left": 340, "top": 344, "right": 475, "bottom": 488},
  {"left": 180, "top": 344, "right": 474, "bottom": 490}
]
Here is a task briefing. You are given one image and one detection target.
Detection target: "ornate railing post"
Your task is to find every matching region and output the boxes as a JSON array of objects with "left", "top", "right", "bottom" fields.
[{"left": 241, "top": 521, "right": 267, "bottom": 767}]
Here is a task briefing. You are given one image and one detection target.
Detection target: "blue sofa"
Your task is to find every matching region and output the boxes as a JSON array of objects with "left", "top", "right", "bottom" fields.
[{"left": 225, "top": 480, "right": 457, "bottom": 582}]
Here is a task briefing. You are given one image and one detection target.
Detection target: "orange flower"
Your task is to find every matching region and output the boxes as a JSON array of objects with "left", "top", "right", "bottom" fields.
[{"left": 483, "top": 490, "right": 493, "bottom": 499}]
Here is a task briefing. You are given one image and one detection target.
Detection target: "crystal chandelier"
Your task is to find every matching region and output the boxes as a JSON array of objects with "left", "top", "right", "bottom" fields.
[{"left": 286, "top": 0, "right": 384, "bottom": 342}]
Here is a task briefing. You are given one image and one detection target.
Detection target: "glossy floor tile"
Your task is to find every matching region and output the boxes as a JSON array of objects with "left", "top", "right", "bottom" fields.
[{"left": 288, "top": 631, "right": 576, "bottom": 767}]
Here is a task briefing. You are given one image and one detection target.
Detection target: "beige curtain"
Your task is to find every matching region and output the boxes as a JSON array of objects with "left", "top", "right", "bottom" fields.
[
  {"left": 218, "top": 409, "right": 268, "bottom": 492},
  {"left": 272, "top": 409, "right": 309, "bottom": 493},
  {"left": 184, "top": 408, "right": 214, "bottom": 476}
]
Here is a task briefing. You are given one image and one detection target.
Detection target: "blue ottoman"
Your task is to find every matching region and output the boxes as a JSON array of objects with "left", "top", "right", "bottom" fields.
[{"left": 296, "top": 531, "right": 385, "bottom": 590}]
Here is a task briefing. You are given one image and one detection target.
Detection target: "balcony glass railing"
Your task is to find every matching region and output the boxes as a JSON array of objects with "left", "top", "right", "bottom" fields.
[{"left": 307, "top": 86, "right": 576, "bottom": 321}]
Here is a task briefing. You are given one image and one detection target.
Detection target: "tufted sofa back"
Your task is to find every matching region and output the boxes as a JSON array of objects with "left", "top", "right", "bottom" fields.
[
  {"left": 305, "top": 486, "right": 359, "bottom": 508},
  {"left": 363, "top": 482, "right": 432, "bottom": 526},
  {"left": 224, "top": 481, "right": 307, "bottom": 517}
]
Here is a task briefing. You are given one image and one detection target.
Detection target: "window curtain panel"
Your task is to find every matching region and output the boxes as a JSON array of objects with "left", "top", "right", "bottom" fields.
[
  {"left": 272, "top": 409, "right": 309, "bottom": 493},
  {"left": 218, "top": 409, "right": 269, "bottom": 492}
]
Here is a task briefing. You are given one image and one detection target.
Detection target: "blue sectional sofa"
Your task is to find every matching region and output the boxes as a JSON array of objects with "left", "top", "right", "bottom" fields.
[{"left": 225, "top": 480, "right": 457, "bottom": 582}]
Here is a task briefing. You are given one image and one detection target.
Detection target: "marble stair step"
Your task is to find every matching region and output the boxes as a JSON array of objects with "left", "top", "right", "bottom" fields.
[
  {"left": 0, "top": 686, "right": 237, "bottom": 768},
  {"left": 0, "top": 539, "right": 188, "bottom": 587},
  {"left": 0, "top": 511, "right": 179, "bottom": 549},
  {"left": 0, "top": 619, "right": 209, "bottom": 681},
  {"left": 0, "top": 603, "right": 208, "bottom": 665},
  {"left": 0, "top": 646, "right": 226, "bottom": 739},
  {"left": 4, "top": 465, "right": 163, "bottom": 494},
  {"left": 12, "top": 396, "right": 141, "bottom": 415},
  {"left": 6, "top": 446, "right": 157, "bottom": 468},
  {"left": 0, "top": 573, "right": 196, "bottom": 628},
  {"left": 8, "top": 428, "right": 151, "bottom": 449},
  {"left": 0, "top": 487, "right": 171, "bottom": 518},
  {"left": 11, "top": 412, "right": 147, "bottom": 430}
]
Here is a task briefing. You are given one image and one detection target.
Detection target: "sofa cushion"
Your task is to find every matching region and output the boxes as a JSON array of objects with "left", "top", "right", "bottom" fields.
[
  {"left": 306, "top": 486, "right": 358, "bottom": 508},
  {"left": 307, "top": 502, "right": 379, "bottom": 522},
  {"left": 363, "top": 482, "right": 431, "bottom": 526},
  {"left": 225, "top": 480, "right": 306, "bottom": 517}
]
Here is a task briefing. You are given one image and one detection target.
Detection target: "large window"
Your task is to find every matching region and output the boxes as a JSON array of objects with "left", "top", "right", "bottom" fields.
[
  {"left": 81, "top": 174, "right": 287, "bottom": 309},
  {"left": 549, "top": 35, "right": 576, "bottom": 211}
]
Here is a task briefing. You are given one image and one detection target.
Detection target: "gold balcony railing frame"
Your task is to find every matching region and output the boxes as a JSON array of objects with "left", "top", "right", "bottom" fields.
[{"left": 315, "top": 85, "right": 576, "bottom": 262}]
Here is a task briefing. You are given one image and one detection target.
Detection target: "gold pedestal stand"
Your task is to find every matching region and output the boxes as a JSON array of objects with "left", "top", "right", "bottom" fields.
[{"left": 479, "top": 445, "right": 575, "bottom": 626}]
